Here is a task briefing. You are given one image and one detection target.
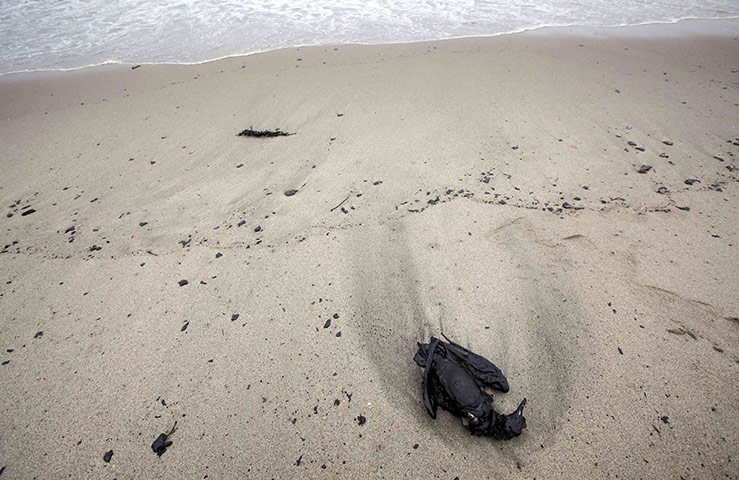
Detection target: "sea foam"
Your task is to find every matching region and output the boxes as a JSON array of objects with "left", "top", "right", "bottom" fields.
[{"left": 1, "top": 0, "right": 738, "bottom": 75}]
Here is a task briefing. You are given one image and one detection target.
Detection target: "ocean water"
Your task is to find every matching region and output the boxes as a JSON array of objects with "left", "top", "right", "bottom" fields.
[{"left": 1, "top": 0, "right": 738, "bottom": 75}]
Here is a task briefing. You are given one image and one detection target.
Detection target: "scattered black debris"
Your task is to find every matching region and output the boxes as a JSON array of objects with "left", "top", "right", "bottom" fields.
[
  {"left": 511, "top": 145, "right": 519, "bottom": 150},
  {"left": 637, "top": 165, "right": 652, "bottom": 174},
  {"left": 254, "top": 226, "right": 262, "bottom": 233},
  {"left": 151, "top": 423, "right": 177, "bottom": 457},
  {"left": 237, "top": 220, "right": 246, "bottom": 227},
  {"left": 215, "top": 253, "right": 223, "bottom": 259},
  {"left": 356, "top": 415, "right": 366, "bottom": 426},
  {"left": 132, "top": 65, "right": 141, "bottom": 70},
  {"left": 333, "top": 313, "right": 339, "bottom": 319},
  {"left": 618, "top": 347, "right": 623, "bottom": 355},
  {"left": 372, "top": 180, "right": 383, "bottom": 186},
  {"left": 656, "top": 186, "right": 669, "bottom": 194},
  {"left": 628, "top": 141, "right": 637, "bottom": 146},
  {"left": 414, "top": 335, "right": 527, "bottom": 440},
  {"left": 178, "top": 279, "right": 189, "bottom": 287},
  {"left": 660, "top": 416, "right": 669, "bottom": 424},
  {"left": 284, "top": 189, "right": 298, "bottom": 197},
  {"left": 89, "top": 245, "right": 102, "bottom": 252},
  {"left": 103, "top": 450, "right": 113, "bottom": 463},
  {"left": 236, "top": 163, "right": 244, "bottom": 168},
  {"left": 663, "top": 140, "right": 673, "bottom": 146},
  {"left": 21, "top": 209, "right": 36, "bottom": 216},
  {"left": 139, "top": 222, "right": 148, "bottom": 227},
  {"left": 684, "top": 179, "right": 700, "bottom": 185},
  {"left": 231, "top": 314, "right": 239, "bottom": 321},
  {"left": 295, "top": 455, "right": 303, "bottom": 466},
  {"left": 181, "top": 323, "right": 189, "bottom": 332},
  {"left": 713, "top": 156, "right": 724, "bottom": 162},
  {"left": 323, "top": 319, "right": 331, "bottom": 328},
  {"left": 635, "top": 146, "right": 645, "bottom": 152},
  {"left": 238, "top": 128, "right": 294, "bottom": 138},
  {"left": 413, "top": 444, "right": 419, "bottom": 449},
  {"left": 34, "top": 331, "right": 43, "bottom": 338}
]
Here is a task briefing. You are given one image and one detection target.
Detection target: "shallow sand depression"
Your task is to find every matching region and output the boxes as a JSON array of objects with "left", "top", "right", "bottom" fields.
[{"left": 0, "top": 19, "right": 737, "bottom": 479}]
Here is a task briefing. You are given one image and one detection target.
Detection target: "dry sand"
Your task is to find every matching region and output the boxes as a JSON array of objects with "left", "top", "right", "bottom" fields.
[{"left": 0, "top": 19, "right": 738, "bottom": 479}]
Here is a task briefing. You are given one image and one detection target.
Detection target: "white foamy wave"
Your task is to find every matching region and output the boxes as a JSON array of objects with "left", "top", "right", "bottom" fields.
[{"left": 1, "top": 0, "right": 738, "bottom": 75}]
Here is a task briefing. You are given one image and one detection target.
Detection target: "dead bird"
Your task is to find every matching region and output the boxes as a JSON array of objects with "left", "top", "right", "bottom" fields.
[{"left": 414, "top": 336, "right": 527, "bottom": 440}]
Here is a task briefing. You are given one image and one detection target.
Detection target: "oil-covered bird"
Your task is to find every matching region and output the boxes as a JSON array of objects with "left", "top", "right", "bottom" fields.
[{"left": 413, "top": 335, "right": 527, "bottom": 439}]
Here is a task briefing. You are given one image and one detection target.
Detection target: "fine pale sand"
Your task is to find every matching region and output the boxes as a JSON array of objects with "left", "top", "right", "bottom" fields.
[{"left": 0, "top": 19, "right": 737, "bottom": 479}]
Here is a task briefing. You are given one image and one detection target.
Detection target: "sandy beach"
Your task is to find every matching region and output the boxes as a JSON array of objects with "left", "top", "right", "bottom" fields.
[{"left": 0, "top": 19, "right": 737, "bottom": 478}]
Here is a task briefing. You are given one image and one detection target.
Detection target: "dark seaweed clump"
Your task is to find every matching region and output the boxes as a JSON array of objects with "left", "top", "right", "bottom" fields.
[{"left": 238, "top": 127, "right": 294, "bottom": 138}]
